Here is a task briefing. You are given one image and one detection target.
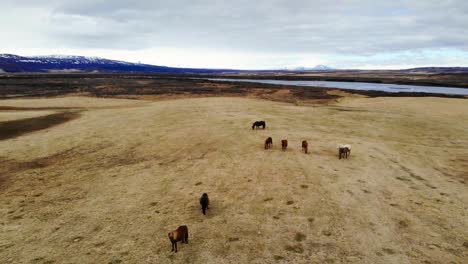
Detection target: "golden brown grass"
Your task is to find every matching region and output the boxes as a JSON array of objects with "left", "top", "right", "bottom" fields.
[{"left": 0, "top": 96, "right": 467, "bottom": 263}]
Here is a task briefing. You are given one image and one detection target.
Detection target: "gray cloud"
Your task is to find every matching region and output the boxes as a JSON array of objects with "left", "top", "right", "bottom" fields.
[{"left": 2, "top": 0, "right": 468, "bottom": 67}]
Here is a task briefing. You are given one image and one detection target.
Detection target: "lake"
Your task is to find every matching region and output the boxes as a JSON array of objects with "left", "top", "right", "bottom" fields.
[{"left": 207, "top": 78, "right": 468, "bottom": 95}]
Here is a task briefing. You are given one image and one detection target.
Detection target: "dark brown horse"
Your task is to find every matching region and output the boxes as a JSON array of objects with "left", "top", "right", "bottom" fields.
[
  {"left": 281, "top": 140, "right": 288, "bottom": 151},
  {"left": 252, "top": 121, "right": 266, "bottom": 130},
  {"left": 338, "top": 144, "right": 351, "bottom": 159},
  {"left": 200, "top": 193, "right": 209, "bottom": 215},
  {"left": 302, "top": 140, "right": 308, "bottom": 154},
  {"left": 168, "top": 225, "right": 189, "bottom": 252},
  {"left": 265, "top": 137, "right": 273, "bottom": 149}
]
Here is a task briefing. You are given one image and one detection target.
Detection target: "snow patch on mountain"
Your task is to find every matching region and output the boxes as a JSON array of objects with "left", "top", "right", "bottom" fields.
[
  {"left": 284, "top": 65, "right": 334, "bottom": 71},
  {"left": 0, "top": 54, "right": 24, "bottom": 59},
  {"left": 0, "top": 53, "right": 237, "bottom": 73}
]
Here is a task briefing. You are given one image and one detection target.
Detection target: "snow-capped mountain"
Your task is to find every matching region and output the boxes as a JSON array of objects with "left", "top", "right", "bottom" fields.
[
  {"left": 0, "top": 54, "right": 233, "bottom": 73},
  {"left": 311, "top": 65, "right": 334, "bottom": 70},
  {"left": 283, "top": 65, "right": 334, "bottom": 71}
]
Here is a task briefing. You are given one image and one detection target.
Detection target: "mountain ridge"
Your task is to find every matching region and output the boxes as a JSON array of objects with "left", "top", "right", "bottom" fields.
[
  {"left": 0, "top": 54, "right": 237, "bottom": 74},
  {"left": 1, "top": 54, "right": 468, "bottom": 74}
]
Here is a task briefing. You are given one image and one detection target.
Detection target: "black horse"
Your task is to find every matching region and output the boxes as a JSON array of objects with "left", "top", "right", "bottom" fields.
[
  {"left": 252, "top": 121, "right": 266, "bottom": 130},
  {"left": 200, "top": 193, "right": 210, "bottom": 215}
]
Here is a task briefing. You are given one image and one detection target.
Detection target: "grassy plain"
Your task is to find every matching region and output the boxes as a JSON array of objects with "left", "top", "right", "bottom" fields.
[{"left": 0, "top": 94, "right": 467, "bottom": 263}]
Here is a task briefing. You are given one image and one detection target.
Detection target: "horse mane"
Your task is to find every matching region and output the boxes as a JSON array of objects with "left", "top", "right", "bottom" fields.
[{"left": 338, "top": 144, "right": 351, "bottom": 150}]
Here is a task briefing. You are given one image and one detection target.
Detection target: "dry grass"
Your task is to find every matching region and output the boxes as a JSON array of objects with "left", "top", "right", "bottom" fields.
[{"left": 0, "top": 96, "right": 467, "bottom": 263}]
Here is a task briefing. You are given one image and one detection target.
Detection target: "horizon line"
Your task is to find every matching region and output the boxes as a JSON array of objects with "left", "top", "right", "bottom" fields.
[{"left": 2, "top": 53, "right": 468, "bottom": 71}]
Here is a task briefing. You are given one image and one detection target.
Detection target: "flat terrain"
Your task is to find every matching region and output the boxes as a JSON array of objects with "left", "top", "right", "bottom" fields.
[
  {"left": 219, "top": 70, "right": 468, "bottom": 88},
  {"left": 1, "top": 74, "right": 467, "bottom": 101},
  {"left": 0, "top": 95, "right": 467, "bottom": 263}
]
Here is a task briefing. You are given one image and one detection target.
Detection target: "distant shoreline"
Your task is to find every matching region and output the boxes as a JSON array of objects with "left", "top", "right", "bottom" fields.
[
  {"left": 0, "top": 73, "right": 466, "bottom": 100},
  {"left": 2, "top": 71, "right": 468, "bottom": 89}
]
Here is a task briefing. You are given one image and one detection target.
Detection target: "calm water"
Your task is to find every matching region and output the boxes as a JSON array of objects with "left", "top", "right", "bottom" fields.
[{"left": 207, "top": 78, "right": 468, "bottom": 95}]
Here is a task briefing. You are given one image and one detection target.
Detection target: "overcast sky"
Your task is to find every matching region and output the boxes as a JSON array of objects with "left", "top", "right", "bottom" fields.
[{"left": 1, "top": 0, "right": 468, "bottom": 69}]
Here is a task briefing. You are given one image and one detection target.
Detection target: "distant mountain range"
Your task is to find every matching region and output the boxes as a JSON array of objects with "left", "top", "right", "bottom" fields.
[
  {"left": 0, "top": 54, "right": 236, "bottom": 74},
  {"left": 1, "top": 54, "right": 467, "bottom": 74},
  {"left": 283, "top": 65, "right": 334, "bottom": 71},
  {"left": 0, "top": 54, "right": 337, "bottom": 73}
]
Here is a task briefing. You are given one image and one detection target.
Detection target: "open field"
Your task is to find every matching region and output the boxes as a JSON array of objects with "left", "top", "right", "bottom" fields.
[{"left": 1, "top": 94, "right": 467, "bottom": 263}]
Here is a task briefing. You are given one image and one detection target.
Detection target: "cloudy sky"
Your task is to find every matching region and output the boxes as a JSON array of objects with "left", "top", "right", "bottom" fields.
[{"left": 1, "top": 0, "right": 468, "bottom": 69}]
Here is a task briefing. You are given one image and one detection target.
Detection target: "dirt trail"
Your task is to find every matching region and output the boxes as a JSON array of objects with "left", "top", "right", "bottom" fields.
[{"left": 0, "top": 96, "right": 467, "bottom": 264}]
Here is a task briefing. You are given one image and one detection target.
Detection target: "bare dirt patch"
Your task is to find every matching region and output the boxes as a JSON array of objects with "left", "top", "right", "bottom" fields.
[{"left": 0, "top": 112, "right": 80, "bottom": 140}]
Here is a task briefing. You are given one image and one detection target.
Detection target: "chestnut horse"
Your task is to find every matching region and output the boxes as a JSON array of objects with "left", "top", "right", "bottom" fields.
[
  {"left": 302, "top": 140, "right": 308, "bottom": 154},
  {"left": 168, "top": 225, "right": 189, "bottom": 252},
  {"left": 281, "top": 140, "right": 288, "bottom": 151},
  {"left": 265, "top": 137, "right": 273, "bottom": 149}
]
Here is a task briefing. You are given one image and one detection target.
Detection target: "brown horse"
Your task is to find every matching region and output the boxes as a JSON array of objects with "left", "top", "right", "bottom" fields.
[
  {"left": 265, "top": 137, "right": 273, "bottom": 149},
  {"left": 302, "top": 140, "right": 308, "bottom": 154},
  {"left": 281, "top": 140, "right": 288, "bottom": 151},
  {"left": 168, "top": 225, "right": 189, "bottom": 252}
]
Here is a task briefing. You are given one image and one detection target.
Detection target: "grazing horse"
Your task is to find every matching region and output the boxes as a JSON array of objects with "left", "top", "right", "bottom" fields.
[
  {"left": 168, "top": 225, "right": 189, "bottom": 253},
  {"left": 252, "top": 121, "right": 266, "bottom": 130},
  {"left": 200, "top": 193, "right": 210, "bottom": 215},
  {"left": 302, "top": 140, "right": 308, "bottom": 154},
  {"left": 265, "top": 137, "right": 273, "bottom": 149},
  {"left": 338, "top": 144, "right": 351, "bottom": 159},
  {"left": 281, "top": 140, "right": 288, "bottom": 151}
]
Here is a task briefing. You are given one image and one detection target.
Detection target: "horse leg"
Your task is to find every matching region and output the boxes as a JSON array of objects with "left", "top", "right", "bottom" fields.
[
  {"left": 174, "top": 241, "right": 178, "bottom": 253},
  {"left": 185, "top": 232, "right": 189, "bottom": 244}
]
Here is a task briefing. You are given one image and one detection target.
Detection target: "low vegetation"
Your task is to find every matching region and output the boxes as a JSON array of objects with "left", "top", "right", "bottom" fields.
[{"left": 0, "top": 88, "right": 467, "bottom": 263}]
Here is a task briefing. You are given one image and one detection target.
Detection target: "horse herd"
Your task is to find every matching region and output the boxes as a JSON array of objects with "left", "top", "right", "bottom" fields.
[
  {"left": 168, "top": 120, "right": 352, "bottom": 253},
  {"left": 264, "top": 137, "right": 310, "bottom": 154},
  {"left": 255, "top": 120, "right": 351, "bottom": 159}
]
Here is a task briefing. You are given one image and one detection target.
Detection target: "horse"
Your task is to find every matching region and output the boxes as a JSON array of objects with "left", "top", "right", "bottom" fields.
[
  {"left": 338, "top": 144, "right": 351, "bottom": 159},
  {"left": 252, "top": 121, "right": 266, "bottom": 130},
  {"left": 200, "top": 193, "right": 209, "bottom": 215},
  {"left": 302, "top": 140, "right": 308, "bottom": 154},
  {"left": 168, "top": 225, "right": 189, "bottom": 252},
  {"left": 265, "top": 137, "right": 273, "bottom": 149},
  {"left": 281, "top": 140, "right": 288, "bottom": 151}
]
